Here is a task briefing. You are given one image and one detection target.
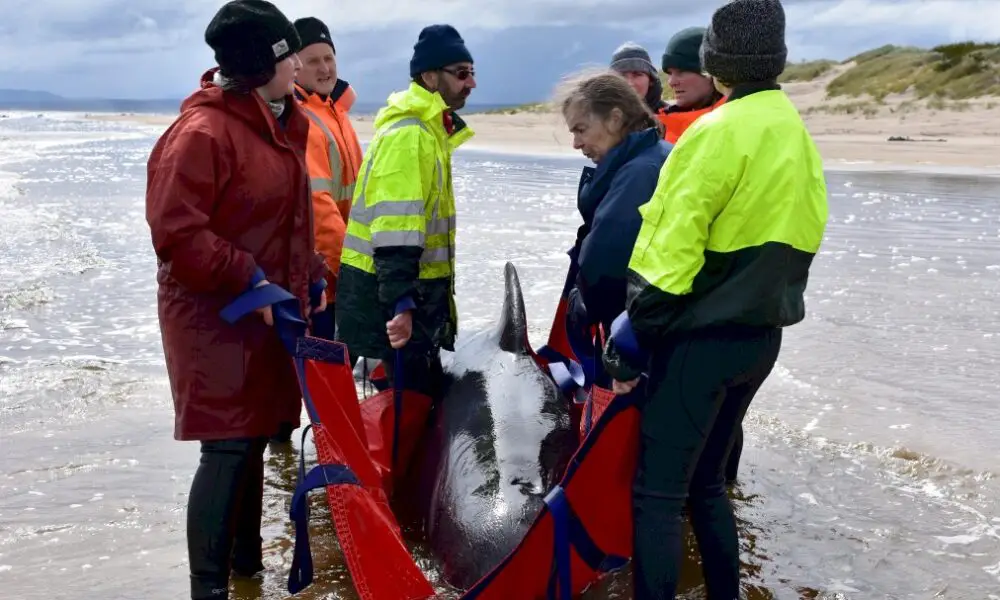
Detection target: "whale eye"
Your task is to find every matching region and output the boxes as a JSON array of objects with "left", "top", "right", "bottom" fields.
[{"left": 510, "top": 476, "right": 541, "bottom": 495}]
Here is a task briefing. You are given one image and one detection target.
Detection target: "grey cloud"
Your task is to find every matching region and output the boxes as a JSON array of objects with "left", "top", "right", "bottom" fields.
[{"left": 0, "top": 0, "right": 996, "bottom": 100}]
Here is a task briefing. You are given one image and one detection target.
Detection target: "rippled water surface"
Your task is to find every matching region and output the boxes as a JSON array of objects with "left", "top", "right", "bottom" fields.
[{"left": 1, "top": 112, "right": 998, "bottom": 599}]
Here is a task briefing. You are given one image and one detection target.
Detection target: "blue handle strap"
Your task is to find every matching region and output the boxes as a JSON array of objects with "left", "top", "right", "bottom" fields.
[
  {"left": 221, "top": 281, "right": 355, "bottom": 595},
  {"left": 608, "top": 311, "right": 647, "bottom": 372},
  {"left": 219, "top": 282, "right": 309, "bottom": 356},
  {"left": 545, "top": 486, "right": 572, "bottom": 600},
  {"left": 543, "top": 486, "right": 629, "bottom": 600},
  {"left": 536, "top": 344, "right": 586, "bottom": 398},
  {"left": 546, "top": 359, "right": 586, "bottom": 398},
  {"left": 287, "top": 435, "right": 361, "bottom": 594},
  {"left": 389, "top": 296, "right": 414, "bottom": 472},
  {"left": 565, "top": 319, "right": 599, "bottom": 389}
]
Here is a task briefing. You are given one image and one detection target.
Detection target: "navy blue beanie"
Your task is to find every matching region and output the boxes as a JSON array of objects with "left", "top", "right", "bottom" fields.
[{"left": 409, "top": 24, "right": 473, "bottom": 77}]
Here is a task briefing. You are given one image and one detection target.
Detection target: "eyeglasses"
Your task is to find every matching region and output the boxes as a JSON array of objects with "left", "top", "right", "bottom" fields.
[{"left": 441, "top": 67, "right": 475, "bottom": 81}]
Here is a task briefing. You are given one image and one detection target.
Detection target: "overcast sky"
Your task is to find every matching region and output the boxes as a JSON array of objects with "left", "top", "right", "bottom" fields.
[{"left": 1, "top": 0, "right": 997, "bottom": 105}]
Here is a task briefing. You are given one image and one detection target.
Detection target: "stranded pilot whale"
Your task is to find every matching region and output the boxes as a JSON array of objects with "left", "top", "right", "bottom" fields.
[{"left": 412, "top": 261, "right": 579, "bottom": 590}]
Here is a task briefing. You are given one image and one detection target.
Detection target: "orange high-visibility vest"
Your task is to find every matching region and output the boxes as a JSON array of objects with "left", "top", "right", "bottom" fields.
[{"left": 294, "top": 81, "right": 364, "bottom": 296}]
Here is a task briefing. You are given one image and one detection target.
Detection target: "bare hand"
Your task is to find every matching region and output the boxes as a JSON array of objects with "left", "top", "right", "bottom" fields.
[
  {"left": 386, "top": 311, "right": 413, "bottom": 349},
  {"left": 612, "top": 377, "right": 640, "bottom": 395},
  {"left": 312, "top": 288, "right": 329, "bottom": 314},
  {"left": 254, "top": 278, "right": 274, "bottom": 326}
]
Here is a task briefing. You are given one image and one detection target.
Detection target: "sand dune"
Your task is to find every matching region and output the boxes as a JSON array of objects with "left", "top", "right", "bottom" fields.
[{"left": 87, "top": 71, "right": 1000, "bottom": 172}]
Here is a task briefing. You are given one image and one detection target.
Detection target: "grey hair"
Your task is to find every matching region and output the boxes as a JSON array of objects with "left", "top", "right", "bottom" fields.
[{"left": 554, "top": 67, "right": 663, "bottom": 137}]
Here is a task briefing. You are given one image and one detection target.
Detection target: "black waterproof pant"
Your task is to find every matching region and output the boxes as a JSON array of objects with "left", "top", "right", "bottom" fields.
[
  {"left": 632, "top": 326, "right": 781, "bottom": 600},
  {"left": 187, "top": 438, "right": 267, "bottom": 599}
]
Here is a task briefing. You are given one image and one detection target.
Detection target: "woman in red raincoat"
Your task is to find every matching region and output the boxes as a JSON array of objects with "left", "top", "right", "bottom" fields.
[{"left": 144, "top": 1, "right": 327, "bottom": 598}]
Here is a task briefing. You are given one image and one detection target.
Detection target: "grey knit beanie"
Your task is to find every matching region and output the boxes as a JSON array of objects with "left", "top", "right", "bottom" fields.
[
  {"left": 610, "top": 42, "right": 658, "bottom": 80},
  {"left": 701, "top": 0, "right": 788, "bottom": 85}
]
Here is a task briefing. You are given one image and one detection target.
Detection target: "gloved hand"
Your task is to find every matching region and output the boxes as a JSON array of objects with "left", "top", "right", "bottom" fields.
[
  {"left": 602, "top": 311, "right": 647, "bottom": 392},
  {"left": 565, "top": 287, "right": 595, "bottom": 356}
]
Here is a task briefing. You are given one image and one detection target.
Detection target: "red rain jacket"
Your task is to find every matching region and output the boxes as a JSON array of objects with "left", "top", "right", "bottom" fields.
[{"left": 146, "top": 68, "right": 326, "bottom": 441}]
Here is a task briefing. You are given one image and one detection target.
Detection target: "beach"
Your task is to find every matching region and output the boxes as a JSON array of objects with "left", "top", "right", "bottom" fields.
[
  {"left": 84, "top": 71, "right": 1000, "bottom": 172},
  {"left": 3, "top": 99, "right": 1000, "bottom": 598}
]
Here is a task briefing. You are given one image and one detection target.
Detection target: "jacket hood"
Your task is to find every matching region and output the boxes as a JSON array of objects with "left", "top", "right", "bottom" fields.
[
  {"left": 374, "top": 81, "right": 448, "bottom": 129},
  {"left": 181, "top": 67, "right": 308, "bottom": 149}
]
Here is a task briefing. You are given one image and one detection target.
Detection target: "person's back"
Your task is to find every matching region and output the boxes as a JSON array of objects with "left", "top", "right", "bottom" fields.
[
  {"left": 601, "top": 1, "right": 829, "bottom": 598},
  {"left": 632, "top": 85, "right": 827, "bottom": 334}
]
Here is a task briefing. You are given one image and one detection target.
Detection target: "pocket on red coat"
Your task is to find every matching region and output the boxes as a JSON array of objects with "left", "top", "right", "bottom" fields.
[{"left": 193, "top": 322, "right": 247, "bottom": 401}]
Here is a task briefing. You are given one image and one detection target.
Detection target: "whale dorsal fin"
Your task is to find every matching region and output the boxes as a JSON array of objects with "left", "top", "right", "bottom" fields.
[{"left": 496, "top": 262, "right": 530, "bottom": 355}]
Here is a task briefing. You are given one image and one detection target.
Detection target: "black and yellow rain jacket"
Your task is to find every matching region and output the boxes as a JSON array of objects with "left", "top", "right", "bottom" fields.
[{"left": 604, "top": 83, "right": 829, "bottom": 380}]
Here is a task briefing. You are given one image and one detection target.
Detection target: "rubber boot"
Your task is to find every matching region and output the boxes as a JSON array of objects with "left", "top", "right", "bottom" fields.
[{"left": 187, "top": 438, "right": 266, "bottom": 599}]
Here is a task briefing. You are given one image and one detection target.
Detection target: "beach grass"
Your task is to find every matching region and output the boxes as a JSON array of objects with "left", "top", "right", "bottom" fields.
[
  {"left": 828, "top": 42, "right": 1000, "bottom": 101},
  {"left": 470, "top": 41, "right": 1000, "bottom": 116},
  {"left": 778, "top": 59, "right": 838, "bottom": 83}
]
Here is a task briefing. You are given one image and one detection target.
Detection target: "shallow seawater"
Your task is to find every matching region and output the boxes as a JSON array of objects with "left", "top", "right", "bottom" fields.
[{"left": 1, "top": 111, "right": 999, "bottom": 599}]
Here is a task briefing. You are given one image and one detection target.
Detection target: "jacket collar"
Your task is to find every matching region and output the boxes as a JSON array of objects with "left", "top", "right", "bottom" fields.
[
  {"left": 727, "top": 80, "right": 781, "bottom": 102},
  {"left": 187, "top": 67, "right": 307, "bottom": 149},
  {"left": 293, "top": 79, "right": 357, "bottom": 113},
  {"left": 578, "top": 127, "right": 661, "bottom": 219},
  {"left": 374, "top": 82, "right": 475, "bottom": 151}
]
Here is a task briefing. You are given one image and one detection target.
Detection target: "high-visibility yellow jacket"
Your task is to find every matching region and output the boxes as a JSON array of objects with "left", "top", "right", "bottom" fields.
[
  {"left": 605, "top": 85, "right": 829, "bottom": 377},
  {"left": 335, "top": 82, "right": 474, "bottom": 357},
  {"left": 293, "top": 80, "right": 363, "bottom": 298}
]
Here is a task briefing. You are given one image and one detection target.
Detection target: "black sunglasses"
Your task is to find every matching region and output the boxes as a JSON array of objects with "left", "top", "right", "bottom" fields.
[{"left": 441, "top": 67, "right": 475, "bottom": 81}]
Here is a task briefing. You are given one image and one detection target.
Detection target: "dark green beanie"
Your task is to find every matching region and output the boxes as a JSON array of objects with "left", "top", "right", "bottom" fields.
[{"left": 661, "top": 26, "right": 705, "bottom": 73}]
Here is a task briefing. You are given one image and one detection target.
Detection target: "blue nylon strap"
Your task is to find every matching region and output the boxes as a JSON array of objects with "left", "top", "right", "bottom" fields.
[
  {"left": 537, "top": 346, "right": 585, "bottom": 392},
  {"left": 219, "top": 283, "right": 296, "bottom": 323},
  {"left": 609, "top": 310, "right": 647, "bottom": 370},
  {"left": 389, "top": 297, "right": 411, "bottom": 472},
  {"left": 219, "top": 282, "right": 308, "bottom": 355},
  {"left": 287, "top": 458, "right": 361, "bottom": 594},
  {"left": 544, "top": 486, "right": 572, "bottom": 600},
  {"left": 294, "top": 356, "right": 320, "bottom": 424},
  {"left": 564, "top": 319, "right": 598, "bottom": 388},
  {"left": 543, "top": 484, "right": 629, "bottom": 600},
  {"left": 564, "top": 500, "right": 629, "bottom": 574},
  {"left": 547, "top": 360, "right": 585, "bottom": 396},
  {"left": 220, "top": 281, "right": 363, "bottom": 595}
]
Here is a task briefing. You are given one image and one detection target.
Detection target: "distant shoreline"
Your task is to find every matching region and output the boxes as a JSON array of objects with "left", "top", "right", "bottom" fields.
[{"left": 80, "top": 88, "right": 1000, "bottom": 175}]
